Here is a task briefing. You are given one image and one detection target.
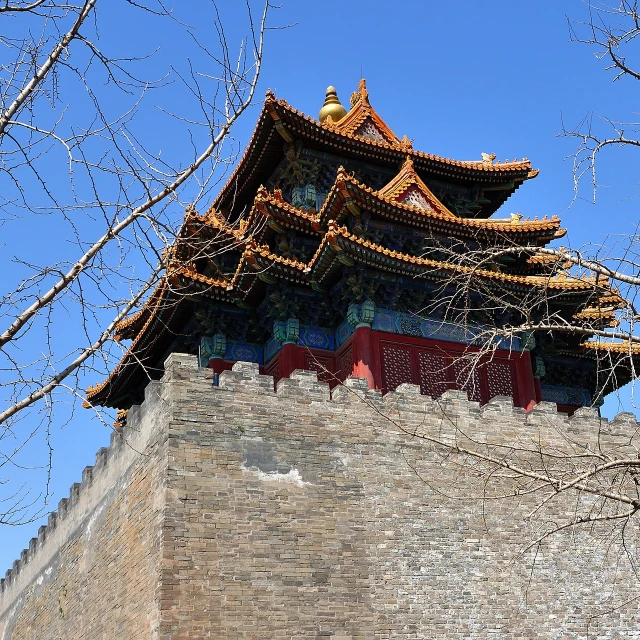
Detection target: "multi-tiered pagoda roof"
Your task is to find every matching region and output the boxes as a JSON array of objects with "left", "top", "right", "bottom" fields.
[{"left": 87, "top": 80, "right": 636, "bottom": 414}]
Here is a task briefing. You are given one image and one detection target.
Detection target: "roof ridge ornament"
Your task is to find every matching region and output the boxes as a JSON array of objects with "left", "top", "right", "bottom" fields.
[
  {"left": 399, "top": 135, "right": 413, "bottom": 151},
  {"left": 350, "top": 78, "right": 369, "bottom": 107},
  {"left": 337, "top": 78, "right": 399, "bottom": 144},
  {"left": 401, "top": 155, "right": 415, "bottom": 172},
  {"left": 481, "top": 152, "right": 496, "bottom": 165}
]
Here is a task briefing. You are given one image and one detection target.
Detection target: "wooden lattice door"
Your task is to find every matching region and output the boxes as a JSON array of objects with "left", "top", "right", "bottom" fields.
[
  {"left": 377, "top": 335, "right": 521, "bottom": 406},
  {"left": 453, "top": 358, "right": 483, "bottom": 403}
]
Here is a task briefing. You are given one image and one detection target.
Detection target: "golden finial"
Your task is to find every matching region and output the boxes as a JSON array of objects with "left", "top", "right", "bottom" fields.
[{"left": 319, "top": 86, "right": 347, "bottom": 123}]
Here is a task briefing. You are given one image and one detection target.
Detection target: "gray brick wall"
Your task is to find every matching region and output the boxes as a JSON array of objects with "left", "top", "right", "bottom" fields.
[{"left": 2, "top": 353, "right": 639, "bottom": 638}]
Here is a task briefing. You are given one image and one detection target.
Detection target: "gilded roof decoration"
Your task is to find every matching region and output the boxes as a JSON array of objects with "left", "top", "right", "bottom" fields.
[
  {"left": 573, "top": 305, "right": 620, "bottom": 327},
  {"left": 318, "top": 86, "right": 347, "bottom": 124},
  {"left": 114, "top": 303, "right": 151, "bottom": 341},
  {"left": 86, "top": 279, "right": 174, "bottom": 404},
  {"left": 229, "top": 172, "right": 564, "bottom": 247}
]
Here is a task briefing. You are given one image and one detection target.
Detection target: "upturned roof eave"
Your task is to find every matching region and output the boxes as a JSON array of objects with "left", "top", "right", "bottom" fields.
[
  {"left": 86, "top": 285, "right": 193, "bottom": 408},
  {"left": 212, "top": 93, "right": 536, "bottom": 219},
  {"left": 248, "top": 175, "right": 560, "bottom": 244}
]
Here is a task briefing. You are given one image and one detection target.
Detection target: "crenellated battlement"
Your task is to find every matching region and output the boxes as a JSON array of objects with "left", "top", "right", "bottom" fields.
[{"left": 214, "top": 356, "right": 636, "bottom": 451}]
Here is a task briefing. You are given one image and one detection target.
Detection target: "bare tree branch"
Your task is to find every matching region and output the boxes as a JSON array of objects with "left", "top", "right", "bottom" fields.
[{"left": 0, "top": 0, "right": 276, "bottom": 523}]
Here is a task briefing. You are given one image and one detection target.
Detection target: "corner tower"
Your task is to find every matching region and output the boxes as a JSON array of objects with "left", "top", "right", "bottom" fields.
[{"left": 86, "top": 80, "right": 632, "bottom": 416}]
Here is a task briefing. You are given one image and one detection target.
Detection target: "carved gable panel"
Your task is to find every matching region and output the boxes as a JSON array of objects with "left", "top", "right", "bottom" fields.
[
  {"left": 354, "top": 118, "right": 387, "bottom": 143},
  {"left": 398, "top": 185, "right": 433, "bottom": 211}
]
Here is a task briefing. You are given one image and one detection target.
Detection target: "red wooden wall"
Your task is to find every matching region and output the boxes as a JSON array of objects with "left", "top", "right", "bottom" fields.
[{"left": 215, "top": 329, "right": 537, "bottom": 410}]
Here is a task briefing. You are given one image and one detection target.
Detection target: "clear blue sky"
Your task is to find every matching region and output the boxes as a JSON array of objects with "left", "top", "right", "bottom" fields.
[{"left": 1, "top": 0, "right": 638, "bottom": 569}]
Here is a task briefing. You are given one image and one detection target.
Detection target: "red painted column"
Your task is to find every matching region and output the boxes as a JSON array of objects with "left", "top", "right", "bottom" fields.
[
  {"left": 278, "top": 342, "right": 305, "bottom": 380},
  {"left": 515, "top": 350, "right": 537, "bottom": 411},
  {"left": 352, "top": 325, "right": 375, "bottom": 389},
  {"left": 533, "top": 378, "right": 543, "bottom": 404}
]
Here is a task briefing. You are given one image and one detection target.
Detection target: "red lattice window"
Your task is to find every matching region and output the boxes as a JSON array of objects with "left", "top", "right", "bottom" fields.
[
  {"left": 339, "top": 344, "right": 353, "bottom": 381},
  {"left": 417, "top": 349, "right": 451, "bottom": 398},
  {"left": 453, "top": 358, "right": 483, "bottom": 403},
  {"left": 373, "top": 335, "right": 522, "bottom": 407},
  {"left": 486, "top": 359, "right": 514, "bottom": 401},
  {"left": 381, "top": 343, "right": 413, "bottom": 392},
  {"left": 304, "top": 353, "right": 334, "bottom": 384}
]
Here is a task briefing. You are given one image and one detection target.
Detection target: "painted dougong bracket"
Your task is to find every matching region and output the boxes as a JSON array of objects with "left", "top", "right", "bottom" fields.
[
  {"left": 274, "top": 318, "right": 300, "bottom": 345},
  {"left": 199, "top": 334, "right": 226, "bottom": 367},
  {"left": 347, "top": 300, "right": 375, "bottom": 328}
]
